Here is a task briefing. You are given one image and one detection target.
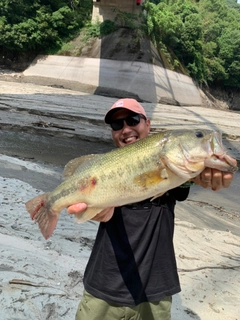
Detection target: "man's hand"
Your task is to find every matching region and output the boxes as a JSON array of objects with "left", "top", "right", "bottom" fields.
[
  {"left": 193, "top": 157, "right": 237, "bottom": 191},
  {"left": 67, "top": 203, "right": 114, "bottom": 222}
]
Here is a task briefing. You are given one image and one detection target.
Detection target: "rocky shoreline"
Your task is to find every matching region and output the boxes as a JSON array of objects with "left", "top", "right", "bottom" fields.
[{"left": 0, "top": 74, "right": 240, "bottom": 320}]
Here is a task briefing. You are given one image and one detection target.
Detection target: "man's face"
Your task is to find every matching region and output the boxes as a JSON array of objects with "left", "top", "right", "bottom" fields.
[{"left": 110, "top": 109, "right": 150, "bottom": 147}]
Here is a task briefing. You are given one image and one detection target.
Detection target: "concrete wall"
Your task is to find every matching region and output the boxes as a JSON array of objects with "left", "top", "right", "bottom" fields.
[
  {"left": 92, "top": 0, "right": 143, "bottom": 22},
  {"left": 23, "top": 55, "right": 202, "bottom": 106}
]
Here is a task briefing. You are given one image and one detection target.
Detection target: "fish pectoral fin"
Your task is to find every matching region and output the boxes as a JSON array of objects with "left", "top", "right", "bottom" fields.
[
  {"left": 133, "top": 168, "right": 167, "bottom": 188},
  {"left": 75, "top": 207, "right": 103, "bottom": 223}
]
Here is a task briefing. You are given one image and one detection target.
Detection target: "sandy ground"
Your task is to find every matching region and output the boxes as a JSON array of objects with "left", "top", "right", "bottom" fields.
[
  {"left": 0, "top": 153, "right": 239, "bottom": 320},
  {"left": 0, "top": 71, "right": 240, "bottom": 319}
]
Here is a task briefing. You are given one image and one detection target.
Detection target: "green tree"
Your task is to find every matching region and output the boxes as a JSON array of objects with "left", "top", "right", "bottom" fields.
[
  {"left": 0, "top": 0, "right": 92, "bottom": 52},
  {"left": 146, "top": 0, "right": 240, "bottom": 87},
  {"left": 145, "top": 0, "right": 205, "bottom": 81},
  {"left": 199, "top": 0, "right": 240, "bottom": 86}
]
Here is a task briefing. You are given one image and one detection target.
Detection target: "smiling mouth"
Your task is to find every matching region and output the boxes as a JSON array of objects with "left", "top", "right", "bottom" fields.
[{"left": 123, "top": 136, "right": 138, "bottom": 144}]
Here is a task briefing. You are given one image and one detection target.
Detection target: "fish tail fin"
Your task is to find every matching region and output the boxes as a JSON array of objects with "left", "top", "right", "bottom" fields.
[{"left": 25, "top": 193, "right": 59, "bottom": 240}]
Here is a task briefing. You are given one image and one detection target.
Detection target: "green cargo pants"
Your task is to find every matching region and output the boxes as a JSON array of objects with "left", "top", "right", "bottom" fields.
[{"left": 75, "top": 290, "right": 172, "bottom": 320}]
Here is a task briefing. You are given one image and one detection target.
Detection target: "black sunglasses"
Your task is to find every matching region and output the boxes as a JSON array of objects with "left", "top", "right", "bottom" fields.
[{"left": 110, "top": 114, "right": 146, "bottom": 131}]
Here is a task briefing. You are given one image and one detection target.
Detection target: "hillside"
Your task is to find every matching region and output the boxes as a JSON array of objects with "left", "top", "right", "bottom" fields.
[
  {"left": 1, "top": 27, "right": 239, "bottom": 111},
  {"left": 56, "top": 27, "right": 240, "bottom": 111},
  {"left": 59, "top": 28, "right": 164, "bottom": 66}
]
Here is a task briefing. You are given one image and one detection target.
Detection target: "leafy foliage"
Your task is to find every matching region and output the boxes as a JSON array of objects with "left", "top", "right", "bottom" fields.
[
  {"left": 144, "top": 0, "right": 240, "bottom": 87},
  {"left": 0, "top": 0, "right": 92, "bottom": 52},
  {"left": 0, "top": 0, "right": 240, "bottom": 89}
]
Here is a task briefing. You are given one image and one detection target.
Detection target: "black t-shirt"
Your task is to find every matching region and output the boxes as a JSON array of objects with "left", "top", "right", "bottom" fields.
[{"left": 83, "top": 187, "right": 189, "bottom": 306}]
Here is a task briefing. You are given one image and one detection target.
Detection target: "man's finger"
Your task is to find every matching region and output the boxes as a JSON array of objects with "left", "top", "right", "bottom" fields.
[{"left": 67, "top": 203, "right": 87, "bottom": 214}]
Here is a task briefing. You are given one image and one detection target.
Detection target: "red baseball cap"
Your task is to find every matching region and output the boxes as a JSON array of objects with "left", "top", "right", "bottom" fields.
[{"left": 104, "top": 98, "right": 147, "bottom": 124}]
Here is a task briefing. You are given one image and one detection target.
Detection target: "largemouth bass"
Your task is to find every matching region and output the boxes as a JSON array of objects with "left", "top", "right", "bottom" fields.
[{"left": 25, "top": 130, "right": 238, "bottom": 239}]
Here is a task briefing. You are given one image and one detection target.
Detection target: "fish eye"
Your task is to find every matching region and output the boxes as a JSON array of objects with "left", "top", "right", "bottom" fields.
[{"left": 195, "top": 131, "right": 204, "bottom": 138}]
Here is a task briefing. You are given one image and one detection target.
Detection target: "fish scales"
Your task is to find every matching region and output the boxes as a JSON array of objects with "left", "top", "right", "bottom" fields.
[{"left": 25, "top": 130, "right": 238, "bottom": 239}]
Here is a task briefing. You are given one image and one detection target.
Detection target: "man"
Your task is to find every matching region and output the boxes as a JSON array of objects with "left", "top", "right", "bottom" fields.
[{"left": 68, "top": 98, "right": 236, "bottom": 320}]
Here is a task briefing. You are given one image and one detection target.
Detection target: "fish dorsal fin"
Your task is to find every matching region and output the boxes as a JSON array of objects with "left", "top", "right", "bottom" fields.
[{"left": 63, "top": 154, "right": 102, "bottom": 179}]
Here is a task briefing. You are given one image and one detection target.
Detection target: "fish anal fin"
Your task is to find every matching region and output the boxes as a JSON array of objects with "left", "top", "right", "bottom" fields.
[{"left": 75, "top": 207, "right": 103, "bottom": 223}]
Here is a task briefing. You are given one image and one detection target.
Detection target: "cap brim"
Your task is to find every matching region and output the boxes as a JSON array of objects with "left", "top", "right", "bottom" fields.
[{"left": 105, "top": 108, "right": 124, "bottom": 124}]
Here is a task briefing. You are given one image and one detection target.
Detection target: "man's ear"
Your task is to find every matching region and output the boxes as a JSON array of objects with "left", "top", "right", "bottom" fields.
[{"left": 147, "top": 119, "right": 151, "bottom": 133}]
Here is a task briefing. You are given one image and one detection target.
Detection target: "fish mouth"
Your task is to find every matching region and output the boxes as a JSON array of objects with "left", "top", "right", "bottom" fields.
[
  {"left": 204, "top": 154, "right": 238, "bottom": 173},
  {"left": 204, "top": 131, "right": 238, "bottom": 173},
  {"left": 176, "top": 130, "right": 238, "bottom": 175}
]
